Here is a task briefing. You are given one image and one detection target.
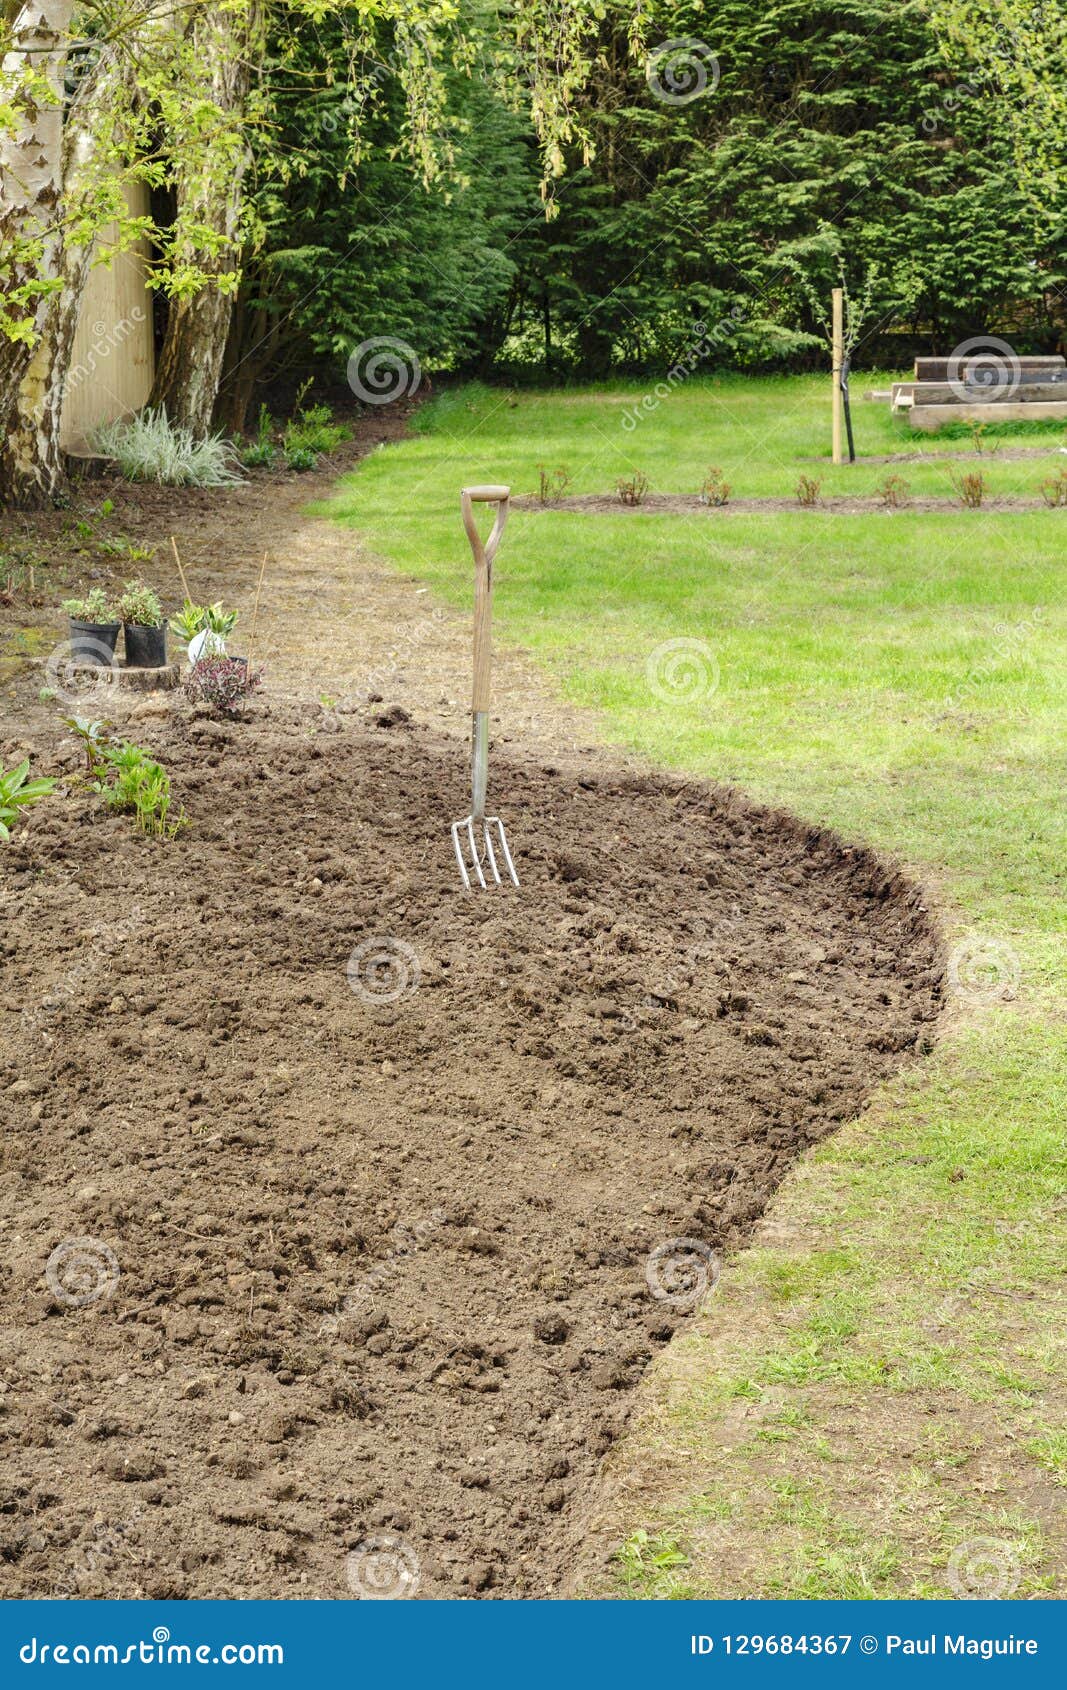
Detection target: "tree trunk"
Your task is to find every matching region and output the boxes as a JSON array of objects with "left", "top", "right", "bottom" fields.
[
  {"left": 149, "top": 5, "right": 260, "bottom": 435},
  {"left": 0, "top": 1, "right": 74, "bottom": 505}
]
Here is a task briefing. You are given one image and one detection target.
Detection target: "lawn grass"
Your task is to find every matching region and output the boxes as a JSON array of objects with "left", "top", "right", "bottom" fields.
[{"left": 326, "top": 373, "right": 1066, "bottom": 1599}]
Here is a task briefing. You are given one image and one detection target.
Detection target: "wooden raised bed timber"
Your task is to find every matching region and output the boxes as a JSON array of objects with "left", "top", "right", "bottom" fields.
[{"left": 892, "top": 354, "right": 1067, "bottom": 430}]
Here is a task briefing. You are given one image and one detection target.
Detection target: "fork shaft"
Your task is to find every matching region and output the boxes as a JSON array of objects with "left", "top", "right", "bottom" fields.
[{"left": 471, "top": 710, "right": 489, "bottom": 821}]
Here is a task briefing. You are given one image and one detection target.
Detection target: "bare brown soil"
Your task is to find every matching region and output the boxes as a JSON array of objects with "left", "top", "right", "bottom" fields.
[{"left": 0, "top": 414, "right": 942, "bottom": 1600}]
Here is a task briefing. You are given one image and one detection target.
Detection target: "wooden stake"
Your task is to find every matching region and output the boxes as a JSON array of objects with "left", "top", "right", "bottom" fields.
[
  {"left": 170, "top": 534, "right": 193, "bottom": 604},
  {"left": 831, "top": 287, "right": 844, "bottom": 466},
  {"left": 245, "top": 551, "right": 268, "bottom": 670}
]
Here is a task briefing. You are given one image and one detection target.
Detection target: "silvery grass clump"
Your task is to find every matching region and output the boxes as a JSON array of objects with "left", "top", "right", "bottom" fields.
[{"left": 92, "top": 407, "right": 244, "bottom": 488}]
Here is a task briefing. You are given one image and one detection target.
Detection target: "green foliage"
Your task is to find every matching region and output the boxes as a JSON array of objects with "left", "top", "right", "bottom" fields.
[
  {"left": 614, "top": 1528, "right": 691, "bottom": 1596},
  {"left": 169, "top": 600, "right": 238, "bottom": 649},
  {"left": 117, "top": 579, "right": 164, "bottom": 627},
  {"left": 0, "top": 760, "right": 56, "bottom": 842},
  {"left": 62, "top": 715, "right": 112, "bottom": 776},
  {"left": 239, "top": 405, "right": 277, "bottom": 468},
  {"left": 93, "top": 743, "right": 186, "bottom": 841},
  {"left": 92, "top": 408, "right": 243, "bottom": 488},
  {"left": 285, "top": 403, "right": 350, "bottom": 459},
  {"left": 62, "top": 587, "right": 115, "bottom": 623}
]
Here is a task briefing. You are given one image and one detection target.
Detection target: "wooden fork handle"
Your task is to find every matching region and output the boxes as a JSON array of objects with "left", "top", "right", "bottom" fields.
[{"left": 462, "top": 487, "right": 510, "bottom": 715}]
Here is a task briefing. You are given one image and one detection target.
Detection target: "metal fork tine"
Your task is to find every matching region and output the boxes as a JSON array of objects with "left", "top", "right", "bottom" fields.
[
  {"left": 482, "top": 821, "right": 502, "bottom": 885},
  {"left": 466, "top": 816, "right": 487, "bottom": 890},
  {"left": 451, "top": 820, "right": 472, "bottom": 892},
  {"left": 490, "top": 817, "right": 520, "bottom": 888}
]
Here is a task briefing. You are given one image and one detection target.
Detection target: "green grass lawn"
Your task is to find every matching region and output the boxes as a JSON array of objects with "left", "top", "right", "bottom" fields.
[{"left": 327, "top": 374, "right": 1066, "bottom": 1599}]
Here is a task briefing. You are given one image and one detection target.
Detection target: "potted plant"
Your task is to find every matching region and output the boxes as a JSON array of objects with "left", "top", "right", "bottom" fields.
[
  {"left": 62, "top": 587, "right": 120, "bottom": 665},
  {"left": 118, "top": 579, "right": 168, "bottom": 667},
  {"left": 170, "top": 599, "right": 239, "bottom": 664}
]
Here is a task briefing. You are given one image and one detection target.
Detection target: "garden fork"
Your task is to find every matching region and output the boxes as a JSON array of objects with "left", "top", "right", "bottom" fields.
[{"left": 451, "top": 485, "right": 519, "bottom": 891}]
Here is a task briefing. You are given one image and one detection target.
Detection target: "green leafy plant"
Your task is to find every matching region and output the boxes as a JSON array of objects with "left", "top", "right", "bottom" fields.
[
  {"left": 285, "top": 443, "right": 319, "bottom": 473},
  {"left": 117, "top": 580, "right": 164, "bottom": 627},
  {"left": 96, "top": 535, "right": 156, "bottom": 564},
  {"left": 283, "top": 383, "right": 350, "bottom": 465},
  {"left": 63, "top": 716, "right": 113, "bottom": 776},
  {"left": 0, "top": 760, "right": 56, "bottom": 842},
  {"left": 537, "top": 464, "right": 571, "bottom": 503},
  {"left": 99, "top": 741, "right": 185, "bottom": 838},
  {"left": 951, "top": 468, "right": 986, "bottom": 509},
  {"left": 62, "top": 587, "right": 115, "bottom": 623},
  {"left": 240, "top": 404, "right": 277, "bottom": 469},
  {"left": 169, "top": 599, "right": 238, "bottom": 649},
  {"left": 878, "top": 473, "right": 911, "bottom": 509},
  {"left": 699, "top": 465, "right": 731, "bottom": 506},
  {"left": 616, "top": 472, "right": 649, "bottom": 506},
  {"left": 795, "top": 474, "right": 822, "bottom": 508},
  {"left": 92, "top": 407, "right": 244, "bottom": 488}
]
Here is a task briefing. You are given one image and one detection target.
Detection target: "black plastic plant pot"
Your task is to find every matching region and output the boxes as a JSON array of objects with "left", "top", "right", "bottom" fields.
[
  {"left": 123, "top": 622, "right": 168, "bottom": 668},
  {"left": 68, "top": 619, "right": 120, "bottom": 665}
]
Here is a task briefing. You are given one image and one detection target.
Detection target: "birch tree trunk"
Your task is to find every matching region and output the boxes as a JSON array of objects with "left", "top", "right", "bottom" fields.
[
  {"left": 150, "top": 4, "right": 260, "bottom": 435},
  {"left": 0, "top": 1, "right": 74, "bottom": 505}
]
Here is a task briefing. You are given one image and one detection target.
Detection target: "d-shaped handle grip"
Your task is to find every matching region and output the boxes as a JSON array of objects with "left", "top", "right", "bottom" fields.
[{"left": 463, "top": 484, "right": 510, "bottom": 502}]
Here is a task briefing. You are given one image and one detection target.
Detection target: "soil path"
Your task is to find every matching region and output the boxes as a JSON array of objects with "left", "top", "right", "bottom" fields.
[{"left": 0, "top": 416, "right": 943, "bottom": 1599}]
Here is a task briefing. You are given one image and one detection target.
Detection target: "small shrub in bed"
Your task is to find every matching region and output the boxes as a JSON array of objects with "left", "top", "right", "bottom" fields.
[
  {"left": 877, "top": 474, "right": 911, "bottom": 509},
  {"left": 951, "top": 468, "right": 986, "bottom": 508},
  {"left": 1039, "top": 467, "right": 1067, "bottom": 507},
  {"left": 537, "top": 464, "right": 571, "bottom": 503},
  {"left": 616, "top": 472, "right": 649, "bottom": 506},
  {"left": 185, "top": 655, "right": 263, "bottom": 715},
  {"left": 699, "top": 465, "right": 731, "bottom": 506},
  {"left": 795, "top": 474, "right": 822, "bottom": 508}
]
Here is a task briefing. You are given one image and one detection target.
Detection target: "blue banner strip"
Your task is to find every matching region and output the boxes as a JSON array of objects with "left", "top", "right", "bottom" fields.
[{"left": 1, "top": 1600, "right": 1063, "bottom": 1686}]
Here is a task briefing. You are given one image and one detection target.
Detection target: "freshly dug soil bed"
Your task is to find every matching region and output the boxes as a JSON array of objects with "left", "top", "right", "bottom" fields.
[
  {"left": 514, "top": 492, "right": 1061, "bottom": 516},
  {"left": 1, "top": 700, "right": 942, "bottom": 1599}
]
